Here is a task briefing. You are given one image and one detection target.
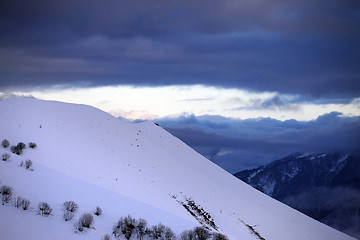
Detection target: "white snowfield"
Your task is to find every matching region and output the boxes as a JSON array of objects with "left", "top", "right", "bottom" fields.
[{"left": 0, "top": 98, "right": 354, "bottom": 240}]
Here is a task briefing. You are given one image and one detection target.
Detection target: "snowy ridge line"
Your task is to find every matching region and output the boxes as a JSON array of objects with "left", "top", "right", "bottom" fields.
[{"left": 0, "top": 97, "right": 356, "bottom": 240}]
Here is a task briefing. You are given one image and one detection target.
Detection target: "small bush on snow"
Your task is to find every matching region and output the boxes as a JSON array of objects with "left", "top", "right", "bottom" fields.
[
  {"left": 94, "top": 206, "right": 102, "bottom": 216},
  {"left": 164, "top": 226, "right": 176, "bottom": 240},
  {"left": 38, "top": 202, "right": 52, "bottom": 216},
  {"left": 63, "top": 211, "right": 75, "bottom": 221},
  {"left": 180, "top": 227, "right": 212, "bottom": 240},
  {"left": 13, "top": 196, "right": 31, "bottom": 210},
  {"left": 150, "top": 223, "right": 166, "bottom": 239},
  {"left": 1, "top": 139, "right": 9, "bottom": 148},
  {"left": 21, "top": 198, "right": 30, "bottom": 210},
  {"left": 180, "top": 230, "right": 195, "bottom": 240},
  {"left": 14, "top": 196, "right": 23, "bottom": 208},
  {"left": 193, "top": 227, "right": 211, "bottom": 240},
  {"left": 1, "top": 153, "right": 10, "bottom": 161},
  {"left": 28, "top": 142, "right": 37, "bottom": 149},
  {"left": 25, "top": 159, "right": 33, "bottom": 169},
  {"left": 63, "top": 201, "right": 78, "bottom": 213},
  {"left": 102, "top": 234, "right": 111, "bottom": 240},
  {"left": 11, "top": 146, "right": 22, "bottom": 155},
  {"left": 17, "top": 142, "right": 26, "bottom": 150},
  {"left": 136, "top": 218, "right": 148, "bottom": 240},
  {"left": 75, "top": 213, "right": 94, "bottom": 232},
  {"left": 10, "top": 142, "right": 26, "bottom": 155},
  {"left": 63, "top": 201, "right": 78, "bottom": 221},
  {"left": 1, "top": 185, "right": 13, "bottom": 205},
  {"left": 212, "top": 232, "right": 229, "bottom": 240},
  {"left": 112, "top": 215, "right": 136, "bottom": 239}
]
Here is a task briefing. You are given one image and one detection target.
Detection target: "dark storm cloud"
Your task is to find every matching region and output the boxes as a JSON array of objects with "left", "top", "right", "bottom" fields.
[
  {"left": 260, "top": 96, "right": 300, "bottom": 111},
  {"left": 233, "top": 95, "right": 302, "bottom": 111},
  {"left": 0, "top": 0, "right": 359, "bottom": 98},
  {"left": 155, "top": 113, "right": 360, "bottom": 173}
]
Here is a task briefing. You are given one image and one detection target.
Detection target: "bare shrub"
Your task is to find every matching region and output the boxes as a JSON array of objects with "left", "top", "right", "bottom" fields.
[
  {"left": 21, "top": 199, "right": 30, "bottom": 210},
  {"left": 11, "top": 146, "right": 22, "bottom": 155},
  {"left": 2, "top": 153, "right": 10, "bottom": 161},
  {"left": 180, "top": 227, "right": 212, "bottom": 240},
  {"left": 11, "top": 142, "right": 26, "bottom": 155},
  {"left": 17, "top": 142, "right": 26, "bottom": 150},
  {"left": 212, "top": 233, "right": 229, "bottom": 240},
  {"left": 38, "top": 202, "right": 52, "bottom": 216},
  {"left": 75, "top": 213, "right": 94, "bottom": 231},
  {"left": 94, "top": 206, "right": 102, "bottom": 216},
  {"left": 180, "top": 230, "right": 195, "bottom": 240},
  {"left": 28, "top": 142, "right": 37, "bottom": 149},
  {"left": 1, "top": 139, "right": 9, "bottom": 148},
  {"left": 102, "top": 234, "right": 111, "bottom": 240},
  {"left": 14, "top": 196, "right": 30, "bottom": 210},
  {"left": 25, "top": 159, "right": 33, "bottom": 169},
  {"left": 1, "top": 185, "right": 13, "bottom": 205},
  {"left": 112, "top": 215, "right": 136, "bottom": 239},
  {"left": 136, "top": 218, "right": 148, "bottom": 240},
  {"left": 63, "top": 211, "right": 75, "bottom": 221},
  {"left": 164, "top": 226, "right": 176, "bottom": 240},
  {"left": 63, "top": 201, "right": 78, "bottom": 212},
  {"left": 193, "top": 227, "right": 211, "bottom": 240},
  {"left": 112, "top": 220, "right": 122, "bottom": 237},
  {"left": 150, "top": 223, "right": 166, "bottom": 239},
  {"left": 14, "top": 196, "right": 23, "bottom": 208},
  {"left": 62, "top": 200, "right": 77, "bottom": 221}
]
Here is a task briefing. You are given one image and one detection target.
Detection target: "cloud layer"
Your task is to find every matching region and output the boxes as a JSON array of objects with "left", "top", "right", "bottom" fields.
[
  {"left": 1, "top": 0, "right": 359, "bottom": 99},
  {"left": 2, "top": 1, "right": 359, "bottom": 173},
  {"left": 156, "top": 113, "right": 360, "bottom": 173}
]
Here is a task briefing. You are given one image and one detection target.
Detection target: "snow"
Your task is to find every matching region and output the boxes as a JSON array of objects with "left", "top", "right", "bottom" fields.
[
  {"left": 296, "top": 153, "right": 310, "bottom": 159},
  {"left": 0, "top": 98, "right": 355, "bottom": 240},
  {"left": 247, "top": 168, "right": 263, "bottom": 182},
  {"left": 0, "top": 155, "right": 194, "bottom": 239},
  {"left": 330, "top": 154, "right": 348, "bottom": 172},
  {"left": 261, "top": 180, "right": 276, "bottom": 196},
  {"left": 285, "top": 166, "right": 299, "bottom": 179}
]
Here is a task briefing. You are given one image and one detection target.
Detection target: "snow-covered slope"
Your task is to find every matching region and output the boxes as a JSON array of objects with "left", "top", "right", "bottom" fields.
[{"left": 0, "top": 98, "right": 355, "bottom": 240}]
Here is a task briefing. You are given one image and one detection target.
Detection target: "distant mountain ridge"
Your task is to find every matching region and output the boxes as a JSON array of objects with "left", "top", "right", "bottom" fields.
[{"left": 234, "top": 152, "right": 360, "bottom": 239}]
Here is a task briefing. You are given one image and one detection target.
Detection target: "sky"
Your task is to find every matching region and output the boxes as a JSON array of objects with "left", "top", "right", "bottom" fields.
[{"left": 1, "top": 0, "right": 360, "bottom": 172}]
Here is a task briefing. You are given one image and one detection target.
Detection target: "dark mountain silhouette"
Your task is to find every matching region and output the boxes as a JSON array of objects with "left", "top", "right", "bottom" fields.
[{"left": 235, "top": 152, "right": 360, "bottom": 239}]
